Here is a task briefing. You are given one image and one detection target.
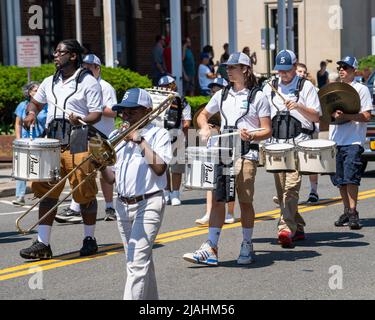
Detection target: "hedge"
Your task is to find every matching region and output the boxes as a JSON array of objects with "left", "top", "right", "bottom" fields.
[
  {"left": 358, "top": 55, "right": 375, "bottom": 71},
  {"left": 0, "top": 64, "right": 152, "bottom": 134}
]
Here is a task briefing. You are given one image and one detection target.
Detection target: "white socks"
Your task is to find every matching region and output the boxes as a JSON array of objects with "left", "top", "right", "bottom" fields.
[
  {"left": 242, "top": 228, "right": 254, "bottom": 244},
  {"left": 84, "top": 224, "right": 96, "bottom": 239},
  {"left": 70, "top": 199, "right": 81, "bottom": 213},
  {"left": 106, "top": 202, "right": 114, "bottom": 209},
  {"left": 310, "top": 182, "right": 318, "bottom": 194},
  {"left": 208, "top": 228, "right": 221, "bottom": 247},
  {"left": 38, "top": 225, "right": 52, "bottom": 246}
]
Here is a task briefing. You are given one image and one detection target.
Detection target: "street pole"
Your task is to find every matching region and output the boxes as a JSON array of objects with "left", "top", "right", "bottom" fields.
[
  {"left": 287, "top": 0, "right": 294, "bottom": 52},
  {"left": 228, "top": 0, "right": 238, "bottom": 54},
  {"left": 75, "top": 0, "right": 82, "bottom": 44},
  {"left": 278, "top": 0, "right": 286, "bottom": 51},
  {"left": 103, "top": 0, "right": 117, "bottom": 67},
  {"left": 265, "top": 4, "right": 271, "bottom": 78},
  {"left": 170, "top": 0, "right": 183, "bottom": 95}
]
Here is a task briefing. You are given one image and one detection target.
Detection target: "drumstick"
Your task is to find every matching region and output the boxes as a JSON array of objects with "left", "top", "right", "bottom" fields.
[
  {"left": 29, "top": 124, "right": 34, "bottom": 141},
  {"left": 213, "top": 128, "right": 265, "bottom": 139},
  {"left": 266, "top": 81, "right": 286, "bottom": 103},
  {"left": 47, "top": 99, "right": 88, "bottom": 126}
]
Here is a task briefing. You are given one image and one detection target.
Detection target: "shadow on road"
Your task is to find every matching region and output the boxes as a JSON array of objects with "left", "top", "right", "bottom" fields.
[
  {"left": 362, "top": 170, "right": 375, "bottom": 178},
  {"left": 360, "top": 218, "right": 375, "bottom": 228},
  {"left": 0, "top": 231, "right": 35, "bottom": 244},
  {"left": 181, "top": 198, "right": 207, "bottom": 206}
]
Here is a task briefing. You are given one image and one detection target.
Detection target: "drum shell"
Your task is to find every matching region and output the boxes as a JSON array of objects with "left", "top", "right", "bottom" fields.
[
  {"left": 184, "top": 147, "right": 231, "bottom": 190},
  {"left": 12, "top": 139, "right": 61, "bottom": 182},
  {"left": 258, "top": 144, "right": 266, "bottom": 167},
  {"left": 264, "top": 144, "right": 297, "bottom": 173},
  {"left": 297, "top": 140, "right": 337, "bottom": 175}
]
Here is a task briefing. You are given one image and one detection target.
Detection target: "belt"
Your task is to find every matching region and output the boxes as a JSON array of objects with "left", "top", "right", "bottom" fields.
[{"left": 118, "top": 191, "right": 163, "bottom": 205}]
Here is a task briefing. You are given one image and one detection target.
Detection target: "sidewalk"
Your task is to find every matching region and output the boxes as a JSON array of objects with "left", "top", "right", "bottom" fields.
[{"left": 0, "top": 163, "right": 32, "bottom": 199}]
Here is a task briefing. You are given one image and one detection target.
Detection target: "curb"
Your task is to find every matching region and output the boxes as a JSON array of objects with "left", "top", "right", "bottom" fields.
[{"left": 0, "top": 186, "right": 32, "bottom": 199}]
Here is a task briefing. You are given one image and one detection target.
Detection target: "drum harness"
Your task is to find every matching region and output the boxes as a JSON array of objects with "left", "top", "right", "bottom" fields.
[
  {"left": 270, "top": 78, "right": 315, "bottom": 144},
  {"left": 167, "top": 95, "right": 185, "bottom": 144}
]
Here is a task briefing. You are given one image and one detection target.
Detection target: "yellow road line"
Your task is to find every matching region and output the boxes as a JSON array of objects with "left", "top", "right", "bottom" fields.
[{"left": 1, "top": 189, "right": 374, "bottom": 282}]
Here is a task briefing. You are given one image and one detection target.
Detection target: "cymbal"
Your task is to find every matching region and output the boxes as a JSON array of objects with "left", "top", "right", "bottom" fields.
[
  {"left": 318, "top": 82, "right": 361, "bottom": 125},
  {"left": 193, "top": 104, "right": 221, "bottom": 129}
]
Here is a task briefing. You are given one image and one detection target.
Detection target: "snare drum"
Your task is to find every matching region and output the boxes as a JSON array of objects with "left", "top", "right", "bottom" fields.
[
  {"left": 297, "top": 139, "right": 336, "bottom": 175},
  {"left": 264, "top": 143, "right": 297, "bottom": 173},
  {"left": 13, "top": 138, "right": 61, "bottom": 182},
  {"left": 185, "top": 147, "right": 232, "bottom": 190}
]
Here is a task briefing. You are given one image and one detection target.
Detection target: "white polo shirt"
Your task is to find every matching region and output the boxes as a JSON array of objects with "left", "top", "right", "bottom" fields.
[
  {"left": 329, "top": 81, "right": 373, "bottom": 146},
  {"left": 263, "top": 76, "right": 321, "bottom": 126},
  {"left": 94, "top": 79, "right": 117, "bottom": 137},
  {"left": 34, "top": 68, "right": 103, "bottom": 127},
  {"left": 205, "top": 87, "right": 271, "bottom": 160},
  {"left": 112, "top": 124, "right": 172, "bottom": 198}
]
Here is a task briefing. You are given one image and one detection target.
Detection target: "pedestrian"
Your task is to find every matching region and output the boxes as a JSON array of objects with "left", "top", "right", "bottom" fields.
[
  {"left": 317, "top": 61, "right": 329, "bottom": 89},
  {"left": 243, "top": 46, "right": 257, "bottom": 66},
  {"left": 331, "top": 56, "right": 373, "bottom": 230},
  {"left": 152, "top": 35, "right": 167, "bottom": 86},
  {"left": 220, "top": 43, "right": 230, "bottom": 64},
  {"left": 163, "top": 36, "right": 172, "bottom": 75},
  {"left": 100, "top": 88, "right": 172, "bottom": 299},
  {"left": 183, "top": 52, "right": 272, "bottom": 266},
  {"left": 20, "top": 39, "right": 103, "bottom": 260},
  {"left": 198, "top": 53, "right": 216, "bottom": 96},
  {"left": 13, "top": 82, "right": 48, "bottom": 206},
  {"left": 203, "top": 45, "right": 216, "bottom": 73},
  {"left": 263, "top": 50, "right": 322, "bottom": 248},
  {"left": 55, "top": 54, "right": 118, "bottom": 224},
  {"left": 182, "top": 37, "right": 196, "bottom": 96}
]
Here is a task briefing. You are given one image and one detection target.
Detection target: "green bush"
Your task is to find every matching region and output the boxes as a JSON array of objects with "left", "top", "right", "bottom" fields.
[
  {"left": 185, "top": 96, "right": 211, "bottom": 114},
  {"left": 0, "top": 64, "right": 152, "bottom": 135},
  {"left": 358, "top": 55, "right": 375, "bottom": 71}
]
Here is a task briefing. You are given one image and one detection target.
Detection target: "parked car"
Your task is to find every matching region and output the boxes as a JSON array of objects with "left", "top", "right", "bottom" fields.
[{"left": 362, "top": 110, "right": 375, "bottom": 172}]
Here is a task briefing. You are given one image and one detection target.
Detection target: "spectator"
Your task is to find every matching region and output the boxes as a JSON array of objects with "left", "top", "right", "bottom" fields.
[
  {"left": 163, "top": 36, "right": 172, "bottom": 75},
  {"left": 218, "top": 43, "right": 230, "bottom": 81},
  {"left": 243, "top": 46, "right": 257, "bottom": 66},
  {"left": 317, "top": 61, "right": 329, "bottom": 89},
  {"left": 152, "top": 35, "right": 167, "bottom": 86},
  {"left": 13, "top": 82, "right": 48, "bottom": 206},
  {"left": 202, "top": 45, "right": 216, "bottom": 73},
  {"left": 182, "top": 37, "right": 196, "bottom": 96},
  {"left": 198, "top": 53, "right": 216, "bottom": 96},
  {"left": 220, "top": 43, "right": 230, "bottom": 64}
]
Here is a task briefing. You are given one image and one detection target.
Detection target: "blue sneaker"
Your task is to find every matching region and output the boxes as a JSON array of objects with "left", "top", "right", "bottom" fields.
[{"left": 183, "top": 241, "right": 218, "bottom": 266}]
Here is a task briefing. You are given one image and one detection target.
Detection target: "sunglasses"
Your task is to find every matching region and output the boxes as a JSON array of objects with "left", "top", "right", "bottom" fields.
[{"left": 337, "top": 64, "right": 352, "bottom": 71}]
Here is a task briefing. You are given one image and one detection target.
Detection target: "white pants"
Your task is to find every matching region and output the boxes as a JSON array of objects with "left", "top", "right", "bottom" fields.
[{"left": 116, "top": 193, "right": 165, "bottom": 300}]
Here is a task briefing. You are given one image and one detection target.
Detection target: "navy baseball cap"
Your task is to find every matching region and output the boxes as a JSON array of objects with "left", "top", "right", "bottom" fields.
[
  {"left": 337, "top": 56, "right": 359, "bottom": 69},
  {"left": 223, "top": 52, "right": 251, "bottom": 67},
  {"left": 200, "top": 52, "right": 210, "bottom": 60},
  {"left": 208, "top": 78, "right": 229, "bottom": 89},
  {"left": 83, "top": 54, "right": 102, "bottom": 66},
  {"left": 274, "top": 50, "right": 297, "bottom": 71},
  {"left": 112, "top": 88, "right": 153, "bottom": 111},
  {"left": 158, "top": 75, "right": 176, "bottom": 86}
]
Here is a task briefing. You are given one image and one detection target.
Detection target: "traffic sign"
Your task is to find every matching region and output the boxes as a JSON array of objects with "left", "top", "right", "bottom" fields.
[{"left": 16, "top": 36, "right": 41, "bottom": 68}]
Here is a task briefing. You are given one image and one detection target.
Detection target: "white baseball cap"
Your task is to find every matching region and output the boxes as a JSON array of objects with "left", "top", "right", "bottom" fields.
[
  {"left": 112, "top": 88, "right": 153, "bottom": 111},
  {"left": 158, "top": 75, "right": 176, "bottom": 86},
  {"left": 83, "top": 54, "right": 102, "bottom": 66},
  {"left": 223, "top": 52, "right": 251, "bottom": 67}
]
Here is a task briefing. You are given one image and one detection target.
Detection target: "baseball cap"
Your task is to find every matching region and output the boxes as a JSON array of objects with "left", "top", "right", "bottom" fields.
[
  {"left": 337, "top": 56, "right": 359, "bottom": 69},
  {"left": 208, "top": 78, "right": 229, "bottom": 89},
  {"left": 200, "top": 52, "right": 210, "bottom": 60},
  {"left": 112, "top": 88, "right": 153, "bottom": 111},
  {"left": 158, "top": 75, "right": 176, "bottom": 86},
  {"left": 83, "top": 54, "right": 102, "bottom": 66},
  {"left": 274, "top": 50, "right": 297, "bottom": 71},
  {"left": 223, "top": 52, "right": 251, "bottom": 67}
]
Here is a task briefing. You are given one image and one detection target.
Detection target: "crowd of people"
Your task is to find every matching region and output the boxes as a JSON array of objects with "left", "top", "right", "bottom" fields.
[{"left": 12, "top": 37, "right": 373, "bottom": 301}]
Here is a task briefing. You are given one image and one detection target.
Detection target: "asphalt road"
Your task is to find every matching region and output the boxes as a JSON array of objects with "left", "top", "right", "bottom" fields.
[{"left": 1, "top": 163, "right": 375, "bottom": 300}]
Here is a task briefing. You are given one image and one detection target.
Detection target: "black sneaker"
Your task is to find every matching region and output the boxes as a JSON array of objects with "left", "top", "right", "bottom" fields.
[
  {"left": 80, "top": 237, "right": 98, "bottom": 257},
  {"left": 20, "top": 241, "right": 52, "bottom": 260},
  {"left": 307, "top": 192, "right": 319, "bottom": 204},
  {"left": 334, "top": 209, "right": 350, "bottom": 227},
  {"left": 104, "top": 208, "right": 117, "bottom": 222},
  {"left": 348, "top": 210, "right": 362, "bottom": 230},
  {"left": 55, "top": 208, "right": 82, "bottom": 224}
]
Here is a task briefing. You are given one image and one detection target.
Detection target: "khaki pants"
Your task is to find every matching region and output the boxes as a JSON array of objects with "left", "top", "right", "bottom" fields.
[{"left": 274, "top": 170, "right": 305, "bottom": 235}]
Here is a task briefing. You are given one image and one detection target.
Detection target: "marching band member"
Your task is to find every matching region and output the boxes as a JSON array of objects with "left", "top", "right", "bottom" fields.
[
  {"left": 183, "top": 52, "right": 272, "bottom": 266},
  {"left": 263, "top": 50, "right": 321, "bottom": 248},
  {"left": 100, "top": 88, "right": 172, "bottom": 300},
  {"left": 330, "top": 56, "right": 373, "bottom": 229},
  {"left": 55, "top": 54, "right": 118, "bottom": 223},
  {"left": 157, "top": 75, "right": 192, "bottom": 206},
  {"left": 20, "top": 39, "right": 103, "bottom": 260}
]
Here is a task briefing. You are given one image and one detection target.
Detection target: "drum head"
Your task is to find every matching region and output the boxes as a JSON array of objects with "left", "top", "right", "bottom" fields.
[
  {"left": 13, "top": 138, "right": 61, "bottom": 148},
  {"left": 298, "top": 139, "right": 336, "bottom": 149},
  {"left": 265, "top": 143, "right": 294, "bottom": 151}
]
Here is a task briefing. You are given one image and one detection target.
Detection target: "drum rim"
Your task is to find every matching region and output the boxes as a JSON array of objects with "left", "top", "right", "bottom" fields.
[
  {"left": 13, "top": 138, "right": 61, "bottom": 147},
  {"left": 264, "top": 143, "right": 295, "bottom": 152},
  {"left": 297, "top": 139, "right": 336, "bottom": 150}
]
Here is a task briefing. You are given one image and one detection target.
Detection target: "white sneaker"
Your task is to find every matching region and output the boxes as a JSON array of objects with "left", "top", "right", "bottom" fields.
[
  {"left": 171, "top": 191, "right": 181, "bottom": 206},
  {"left": 195, "top": 213, "right": 210, "bottom": 225},
  {"left": 237, "top": 241, "right": 255, "bottom": 265},
  {"left": 273, "top": 196, "right": 279, "bottom": 205},
  {"left": 183, "top": 241, "right": 218, "bottom": 266},
  {"left": 164, "top": 191, "right": 171, "bottom": 205},
  {"left": 224, "top": 212, "right": 235, "bottom": 224}
]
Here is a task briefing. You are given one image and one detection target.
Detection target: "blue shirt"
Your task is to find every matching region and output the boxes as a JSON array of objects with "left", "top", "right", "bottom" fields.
[{"left": 14, "top": 100, "right": 48, "bottom": 139}]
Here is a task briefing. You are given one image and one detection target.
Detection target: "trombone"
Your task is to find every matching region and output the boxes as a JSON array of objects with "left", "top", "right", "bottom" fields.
[{"left": 16, "top": 93, "right": 176, "bottom": 234}]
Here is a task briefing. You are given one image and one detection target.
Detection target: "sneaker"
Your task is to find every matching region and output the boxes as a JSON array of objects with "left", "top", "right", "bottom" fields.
[
  {"left": 237, "top": 241, "right": 255, "bottom": 265},
  {"left": 195, "top": 213, "right": 210, "bottom": 225},
  {"left": 292, "top": 230, "right": 306, "bottom": 242},
  {"left": 55, "top": 208, "right": 82, "bottom": 224},
  {"left": 171, "top": 191, "right": 181, "bottom": 206},
  {"left": 20, "top": 241, "right": 52, "bottom": 260},
  {"left": 273, "top": 196, "right": 279, "bottom": 205},
  {"left": 307, "top": 192, "right": 319, "bottom": 204},
  {"left": 278, "top": 230, "right": 293, "bottom": 248},
  {"left": 12, "top": 197, "right": 25, "bottom": 206},
  {"left": 334, "top": 209, "right": 350, "bottom": 227},
  {"left": 164, "top": 191, "right": 171, "bottom": 205},
  {"left": 80, "top": 237, "right": 98, "bottom": 257},
  {"left": 224, "top": 212, "right": 235, "bottom": 224},
  {"left": 348, "top": 210, "right": 362, "bottom": 230},
  {"left": 183, "top": 241, "right": 218, "bottom": 266},
  {"left": 104, "top": 208, "right": 117, "bottom": 222}
]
